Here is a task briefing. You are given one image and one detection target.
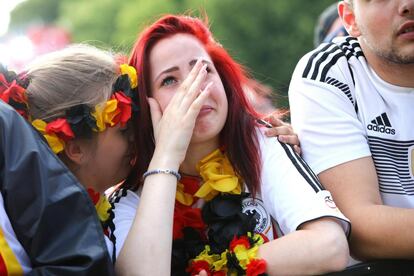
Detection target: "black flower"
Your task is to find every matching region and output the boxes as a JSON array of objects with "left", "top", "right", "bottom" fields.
[
  {"left": 66, "top": 104, "right": 96, "bottom": 138},
  {"left": 202, "top": 194, "right": 258, "bottom": 253}
]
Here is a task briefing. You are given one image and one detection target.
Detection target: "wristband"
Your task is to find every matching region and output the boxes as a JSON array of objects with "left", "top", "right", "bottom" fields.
[{"left": 142, "top": 169, "right": 181, "bottom": 181}]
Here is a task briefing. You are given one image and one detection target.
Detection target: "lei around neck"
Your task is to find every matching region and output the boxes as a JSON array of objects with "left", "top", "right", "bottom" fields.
[{"left": 172, "top": 149, "right": 268, "bottom": 276}]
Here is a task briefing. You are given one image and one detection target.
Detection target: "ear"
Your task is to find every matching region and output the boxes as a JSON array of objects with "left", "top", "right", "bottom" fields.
[
  {"left": 64, "top": 140, "right": 86, "bottom": 166},
  {"left": 338, "top": 1, "right": 361, "bottom": 37}
]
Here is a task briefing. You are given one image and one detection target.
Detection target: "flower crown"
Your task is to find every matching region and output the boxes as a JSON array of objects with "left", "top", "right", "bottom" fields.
[
  {"left": 0, "top": 64, "right": 29, "bottom": 118},
  {"left": 0, "top": 64, "right": 139, "bottom": 154}
]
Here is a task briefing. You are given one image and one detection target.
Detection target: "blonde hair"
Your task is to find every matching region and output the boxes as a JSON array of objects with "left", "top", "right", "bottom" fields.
[{"left": 26, "top": 44, "right": 118, "bottom": 121}]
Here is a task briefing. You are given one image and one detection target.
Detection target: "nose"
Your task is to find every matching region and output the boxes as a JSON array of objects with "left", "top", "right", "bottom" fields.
[{"left": 399, "top": 0, "right": 414, "bottom": 16}]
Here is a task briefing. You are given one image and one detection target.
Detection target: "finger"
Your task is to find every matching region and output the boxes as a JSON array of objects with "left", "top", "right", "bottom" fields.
[
  {"left": 179, "top": 59, "right": 204, "bottom": 95},
  {"left": 294, "top": 145, "right": 302, "bottom": 156},
  {"left": 277, "top": 134, "right": 300, "bottom": 147},
  {"left": 184, "top": 82, "right": 212, "bottom": 122},
  {"left": 179, "top": 64, "right": 208, "bottom": 109},
  {"left": 148, "top": 97, "right": 163, "bottom": 128},
  {"left": 196, "top": 270, "right": 208, "bottom": 276},
  {"left": 263, "top": 113, "right": 285, "bottom": 127},
  {"left": 264, "top": 125, "right": 294, "bottom": 137}
]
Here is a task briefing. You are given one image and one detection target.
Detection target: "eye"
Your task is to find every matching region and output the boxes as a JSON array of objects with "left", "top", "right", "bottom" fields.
[
  {"left": 161, "top": 76, "right": 177, "bottom": 87},
  {"left": 206, "top": 66, "right": 212, "bottom": 73}
]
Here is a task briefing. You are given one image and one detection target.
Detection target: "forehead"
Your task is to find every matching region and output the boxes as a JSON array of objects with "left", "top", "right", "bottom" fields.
[{"left": 149, "top": 34, "right": 212, "bottom": 74}]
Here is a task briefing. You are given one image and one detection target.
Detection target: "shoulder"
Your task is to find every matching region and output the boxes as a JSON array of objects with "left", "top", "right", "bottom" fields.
[{"left": 294, "top": 37, "right": 363, "bottom": 85}]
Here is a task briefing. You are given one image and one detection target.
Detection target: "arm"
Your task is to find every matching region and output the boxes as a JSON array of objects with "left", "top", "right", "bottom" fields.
[
  {"left": 259, "top": 132, "right": 350, "bottom": 274},
  {"left": 0, "top": 102, "right": 113, "bottom": 275},
  {"left": 115, "top": 60, "right": 211, "bottom": 275},
  {"left": 319, "top": 157, "right": 414, "bottom": 260},
  {"left": 289, "top": 54, "right": 414, "bottom": 260},
  {"left": 259, "top": 218, "right": 348, "bottom": 275}
]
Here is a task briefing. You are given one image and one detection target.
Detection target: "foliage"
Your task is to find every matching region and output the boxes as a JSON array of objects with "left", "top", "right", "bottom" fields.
[{"left": 9, "top": 0, "right": 335, "bottom": 108}]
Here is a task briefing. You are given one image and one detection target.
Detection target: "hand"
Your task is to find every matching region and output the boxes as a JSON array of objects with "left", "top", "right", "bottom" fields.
[
  {"left": 262, "top": 113, "right": 301, "bottom": 155},
  {"left": 148, "top": 60, "right": 212, "bottom": 167}
]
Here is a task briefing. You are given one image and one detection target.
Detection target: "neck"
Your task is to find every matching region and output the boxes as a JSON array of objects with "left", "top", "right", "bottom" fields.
[
  {"left": 360, "top": 40, "right": 414, "bottom": 87},
  {"left": 180, "top": 139, "right": 220, "bottom": 176}
]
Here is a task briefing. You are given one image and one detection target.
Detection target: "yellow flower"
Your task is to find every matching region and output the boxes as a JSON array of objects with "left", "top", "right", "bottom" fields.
[
  {"left": 193, "top": 245, "right": 220, "bottom": 266},
  {"left": 32, "top": 119, "right": 65, "bottom": 154},
  {"left": 211, "top": 250, "right": 229, "bottom": 271},
  {"left": 120, "top": 64, "right": 138, "bottom": 88},
  {"left": 233, "top": 244, "right": 259, "bottom": 269},
  {"left": 175, "top": 182, "right": 195, "bottom": 206},
  {"left": 92, "top": 99, "right": 119, "bottom": 131},
  {"left": 95, "top": 195, "right": 111, "bottom": 223},
  {"left": 195, "top": 149, "right": 242, "bottom": 200}
]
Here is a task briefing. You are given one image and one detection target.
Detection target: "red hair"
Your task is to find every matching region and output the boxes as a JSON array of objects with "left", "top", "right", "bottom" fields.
[{"left": 127, "top": 15, "right": 262, "bottom": 196}]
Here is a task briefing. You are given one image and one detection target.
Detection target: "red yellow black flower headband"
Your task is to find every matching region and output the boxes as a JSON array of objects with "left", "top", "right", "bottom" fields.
[{"left": 0, "top": 64, "right": 139, "bottom": 154}]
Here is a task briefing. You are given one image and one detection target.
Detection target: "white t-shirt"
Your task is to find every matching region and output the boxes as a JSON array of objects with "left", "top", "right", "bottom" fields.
[
  {"left": 289, "top": 36, "right": 414, "bottom": 208},
  {"left": 0, "top": 194, "right": 32, "bottom": 275},
  {"left": 109, "top": 129, "right": 350, "bottom": 259}
]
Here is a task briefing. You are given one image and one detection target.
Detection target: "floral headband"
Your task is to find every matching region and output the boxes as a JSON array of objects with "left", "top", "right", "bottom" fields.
[
  {"left": 0, "top": 64, "right": 139, "bottom": 154},
  {"left": 0, "top": 64, "right": 29, "bottom": 118}
]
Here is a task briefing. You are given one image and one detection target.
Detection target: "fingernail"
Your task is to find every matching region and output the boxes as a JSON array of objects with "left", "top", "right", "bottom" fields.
[{"left": 278, "top": 136, "right": 286, "bottom": 143}]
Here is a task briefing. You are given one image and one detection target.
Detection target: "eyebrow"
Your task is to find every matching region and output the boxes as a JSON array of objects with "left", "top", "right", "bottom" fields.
[{"left": 154, "top": 59, "right": 213, "bottom": 82}]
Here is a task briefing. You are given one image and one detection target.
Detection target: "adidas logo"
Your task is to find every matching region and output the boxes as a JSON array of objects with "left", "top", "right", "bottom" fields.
[{"left": 367, "top": 112, "right": 396, "bottom": 135}]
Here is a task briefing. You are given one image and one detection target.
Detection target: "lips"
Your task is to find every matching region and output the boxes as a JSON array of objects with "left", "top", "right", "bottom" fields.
[
  {"left": 397, "top": 21, "right": 414, "bottom": 35},
  {"left": 198, "top": 105, "right": 214, "bottom": 117}
]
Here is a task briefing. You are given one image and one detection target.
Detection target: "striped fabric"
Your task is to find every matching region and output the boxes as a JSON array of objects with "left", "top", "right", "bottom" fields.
[{"left": 0, "top": 227, "right": 23, "bottom": 276}]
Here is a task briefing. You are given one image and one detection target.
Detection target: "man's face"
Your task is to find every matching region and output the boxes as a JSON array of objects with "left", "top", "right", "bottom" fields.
[{"left": 352, "top": 0, "right": 414, "bottom": 64}]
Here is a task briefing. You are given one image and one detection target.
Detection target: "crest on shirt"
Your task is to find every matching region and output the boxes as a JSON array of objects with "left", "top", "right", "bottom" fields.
[{"left": 241, "top": 197, "right": 272, "bottom": 238}]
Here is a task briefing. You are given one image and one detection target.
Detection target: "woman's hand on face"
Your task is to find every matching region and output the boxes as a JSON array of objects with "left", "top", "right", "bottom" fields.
[
  {"left": 263, "top": 114, "right": 301, "bottom": 155},
  {"left": 148, "top": 59, "right": 212, "bottom": 166}
]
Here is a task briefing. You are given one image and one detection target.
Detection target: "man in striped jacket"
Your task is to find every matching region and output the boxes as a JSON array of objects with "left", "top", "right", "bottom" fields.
[{"left": 289, "top": 0, "right": 414, "bottom": 272}]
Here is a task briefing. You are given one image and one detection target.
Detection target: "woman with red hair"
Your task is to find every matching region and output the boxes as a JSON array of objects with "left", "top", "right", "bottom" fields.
[{"left": 110, "top": 15, "right": 351, "bottom": 275}]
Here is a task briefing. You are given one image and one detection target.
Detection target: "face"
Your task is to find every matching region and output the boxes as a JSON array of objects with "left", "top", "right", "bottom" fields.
[
  {"left": 149, "top": 34, "right": 228, "bottom": 145},
  {"left": 81, "top": 124, "right": 134, "bottom": 192},
  {"left": 347, "top": 0, "right": 414, "bottom": 64}
]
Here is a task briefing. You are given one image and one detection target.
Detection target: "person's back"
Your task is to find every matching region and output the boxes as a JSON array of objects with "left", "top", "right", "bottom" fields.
[
  {"left": 288, "top": 0, "right": 414, "bottom": 271},
  {"left": 0, "top": 100, "right": 114, "bottom": 275}
]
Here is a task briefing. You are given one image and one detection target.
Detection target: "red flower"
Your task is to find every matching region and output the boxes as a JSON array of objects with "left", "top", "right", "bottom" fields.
[
  {"left": 246, "top": 259, "right": 267, "bottom": 276},
  {"left": 181, "top": 175, "right": 201, "bottom": 195},
  {"left": 112, "top": 92, "right": 131, "bottom": 126},
  {"left": 229, "top": 235, "right": 250, "bottom": 252},
  {"left": 212, "top": 271, "right": 226, "bottom": 276},
  {"left": 0, "top": 78, "right": 26, "bottom": 104},
  {"left": 46, "top": 118, "right": 75, "bottom": 141},
  {"left": 87, "top": 188, "right": 100, "bottom": 205},
  {"left": 187, "top": 260, "right": 211, "bottom": 276},
  {"left": 173, "top": 203, "right": 206, "bottom": 239}
]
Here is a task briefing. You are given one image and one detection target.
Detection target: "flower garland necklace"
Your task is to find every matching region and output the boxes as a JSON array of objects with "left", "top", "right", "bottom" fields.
[
  {"left": 87, "top": 188, "right": 112, "bottom": 235},
  {"left": 172, "top": 149, "right": 268, "bottom": 276}
]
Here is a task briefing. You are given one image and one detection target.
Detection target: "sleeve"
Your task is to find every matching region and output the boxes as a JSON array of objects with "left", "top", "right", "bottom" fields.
[
  {"left": 257, "top": 130, "right": 350, "bottom": 236},
  {"left": 288, "top": 51, "right": 371, "bottom": 175},
  {"left": 109, "top": 189, "right": 140, "bottom": 259},
  {"left": 0, "top": 102, "right": 114, "bottom": 276}
]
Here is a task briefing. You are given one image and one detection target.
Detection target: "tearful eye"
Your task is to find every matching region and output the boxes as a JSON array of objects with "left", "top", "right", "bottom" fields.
[{"left": 161, "top": 76, "right": 177, "bottom": 87}]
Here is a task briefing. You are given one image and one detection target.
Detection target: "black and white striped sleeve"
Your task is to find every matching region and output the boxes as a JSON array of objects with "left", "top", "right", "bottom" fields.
[{"left": 257, "top": 130, "right": 350, "bottom": 237}]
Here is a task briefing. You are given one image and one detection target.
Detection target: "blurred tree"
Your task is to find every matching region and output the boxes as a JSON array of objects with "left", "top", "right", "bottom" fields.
[
  {"left": 9, "top": 0, "right": 336, "bottom": 108},
  {"left": 9, "top": 0, "right": 67, "bottom": 31}
]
